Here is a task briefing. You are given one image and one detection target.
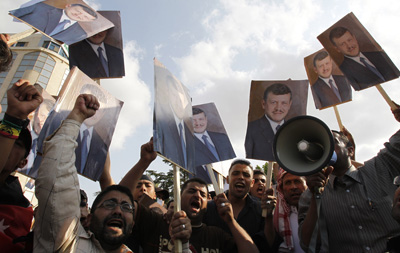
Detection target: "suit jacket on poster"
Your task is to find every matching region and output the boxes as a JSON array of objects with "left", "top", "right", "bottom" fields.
[
  {"left": 245, "top": 116, "right": 275, "bottom": 161},
  {"left": 10, "top": 2, "right": 88, "bottom": 45},
  {"left": 69, "top": 40, "right": 125, "bottom": 78},
  {"left": 311, "top": 75, "right": 352, "bottom": 109},
  {"left": 155, "top": 114, "right": 195, "bottom": 172},
  {"left": 75, "top": 127, "right": 108, "bottom": 181},
  {"left": 194, "top": 131, "right": 235, "bottom": 166},
  {"left": 339, "top": 51, "right": 400, "bottom": 91}
]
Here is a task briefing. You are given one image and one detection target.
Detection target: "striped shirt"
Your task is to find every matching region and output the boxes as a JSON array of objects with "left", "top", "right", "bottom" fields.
[{"left": 298, "top": 130, "right": 400, "bottom": 253}]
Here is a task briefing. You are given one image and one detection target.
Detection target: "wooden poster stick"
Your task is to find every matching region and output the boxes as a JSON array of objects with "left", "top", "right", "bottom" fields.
[
  {"left": 333, "top": 106, "right": 344, "bottom": 131},
  {"left": 376, "top": 84, "right": 397, "bottom": 110},
  {"left": 8, "top": 28, "right": 37, "bottom": 46},
  {"left": 172, "top": 164, "right": 182, "bottom": 253},
  {"left": 262, "top": 161, "right": 273, "bottom": 217},
  {"left": 205, "top": 164, "right": 222, "bottom": 195}
]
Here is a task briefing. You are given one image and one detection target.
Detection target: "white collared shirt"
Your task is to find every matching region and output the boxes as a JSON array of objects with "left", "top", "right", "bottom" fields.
[
  {"left": 194, "top": 131, "right": 216, "bottom": 147},
  {"left": 86, "top": 41, "right": 108, "bottom": 61},
  {"left": 320, "top": 75, "right": 339, "bottom": 90},
  {"left": 173, "top": 113, "right": 186, "bottom": 145},
  {"left": 345, "top": 52, "right": 377, "bottom": 69},
  {"left": 80, "top": 124, "right": 93, "bottom": 154},
  {"left": 265, "top": 115, "right": 284, "bottom": 134},
  {"left": 49, "top": 11, "right": 76, "bottom": 36}
]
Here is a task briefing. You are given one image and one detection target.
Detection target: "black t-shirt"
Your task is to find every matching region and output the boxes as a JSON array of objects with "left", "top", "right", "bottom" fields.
[{"left": 128, "top": 203, "right": 237, "bottom": 252}]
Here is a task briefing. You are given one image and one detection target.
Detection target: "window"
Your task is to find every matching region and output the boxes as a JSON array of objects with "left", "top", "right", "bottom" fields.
[
  {"left": 13, "top": 42, "right": 27, "bottom": 47},
  {"left": 10, "top": 52, "right": 56, "bottom": 89}
]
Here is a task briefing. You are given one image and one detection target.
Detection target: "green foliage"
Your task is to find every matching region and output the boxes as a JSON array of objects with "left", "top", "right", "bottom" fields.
[{"left": 145, "top": 160, "right": 190, "bottom": 202}]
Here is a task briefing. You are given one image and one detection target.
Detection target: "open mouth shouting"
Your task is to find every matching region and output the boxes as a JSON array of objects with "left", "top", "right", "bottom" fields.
[{"left": 105, "top": 217, "right": 125, "bottom": 234}]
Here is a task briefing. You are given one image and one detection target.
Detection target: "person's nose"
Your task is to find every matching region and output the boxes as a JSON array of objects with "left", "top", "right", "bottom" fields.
[{"left": 140, "top": 185, "right": 147, "bottom": 192}]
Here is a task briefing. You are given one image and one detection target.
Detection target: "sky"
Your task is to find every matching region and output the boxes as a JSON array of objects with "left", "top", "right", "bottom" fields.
[{"left": 2, "top": 0, "right": 400, "bottom": 204}]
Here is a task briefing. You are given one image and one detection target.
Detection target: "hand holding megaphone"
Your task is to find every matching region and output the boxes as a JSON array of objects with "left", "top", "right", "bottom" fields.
[{"left": 305, "top": 166, "right": 334, "bottom": 195}]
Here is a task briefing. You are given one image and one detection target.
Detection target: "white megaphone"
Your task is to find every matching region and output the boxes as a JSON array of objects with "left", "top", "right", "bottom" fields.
[{"left": 273, "top": 115, "right": 337, "bottom": 176}]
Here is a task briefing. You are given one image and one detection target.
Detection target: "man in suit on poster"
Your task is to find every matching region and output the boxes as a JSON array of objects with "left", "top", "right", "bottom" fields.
[
  {"left": 10, "top": 2, "right": 98, "bottom": 45},
  {"left": 154, "top": 75, "right": 195, "bottom": 171},
  {"left": 329, "top": 26, "right": 399, "bottom": 90},
  {"left": 69, "top": 29, "right": 125, "bottom": 79},
  {"left": 311, "top": 50, "right": 352, "bottom": 109},
  {"left": 192, "top": 107, "right": 235, "bottom": 166},
  {"left": 245, "top": 83, "right": 292, "bottom": 161}
]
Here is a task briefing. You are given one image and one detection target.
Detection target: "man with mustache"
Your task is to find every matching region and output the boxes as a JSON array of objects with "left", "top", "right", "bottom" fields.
[
  {"left": 329, "top": 26, "right": 399, "bottom": 91},
  {"left": 249, "top": 169, "right": 267, "bottom": 200},
  {"left": 33, "top": 94, "right": 135, "bottom": 252},
  {"left": 273, "top": 169, "right": 307, "bottom": 252},
  {"left": 245, "top": 83, "right": 292, "bottom": 161}
]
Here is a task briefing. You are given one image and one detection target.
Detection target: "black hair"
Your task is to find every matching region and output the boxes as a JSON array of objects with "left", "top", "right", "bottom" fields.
[
  {"left": 263, "top": 83, "right": 292, "bottom": 101},
  {"left": 192, "top": 107, "right": 206, "bottom": 116},
  {"left": 329, "top": 27, "right": 352, "bottom": 46},
  {"left": 228, "top": 158, "right": 253, "bottom": 173},
  {"left": 313, "top": 51, "right": 329, "bottom": 67},
  {"left": 181, "top": 178, "right": 209, "bottom": 195},
  {"left": 0, "top": 40, "right": 12, "bottom": 72},
  {"left": 253, "top": 169, "right": 266, "bottom": 177},
  {"left": 91, "top": 185, "right": 134, "bottom": 214}
]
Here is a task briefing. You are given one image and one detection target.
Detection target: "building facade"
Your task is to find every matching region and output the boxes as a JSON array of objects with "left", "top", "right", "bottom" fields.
[{"left": 0, "top": 33, "right": 70, "bottom": 118}]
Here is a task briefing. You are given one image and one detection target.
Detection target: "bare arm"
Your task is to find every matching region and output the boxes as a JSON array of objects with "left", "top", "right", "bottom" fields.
[
  {"left": 99, "top": 152, "right": 115, "bottom": 190},
  {"left": 214, "top": 193, "right": 259, "bottom": 253},
  {"left": 0, "top": 80, "right": 42, "bottom": 181},
  {"left": 119, "top": 138, "right": 157, "bottom": 194}
]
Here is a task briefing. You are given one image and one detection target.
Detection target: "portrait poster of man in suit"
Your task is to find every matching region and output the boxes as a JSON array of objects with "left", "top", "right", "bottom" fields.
[
  {"left": 153, "top": 58, "right": 195, "bottom": 173},
  {"left": 304, "top": 49, "right": 352, "bottom": 109},
  {"left": 69, "top": 11, "right": 125, "bottom": 79},
  {"left": 18, "top": 87, "right": 55, "bottom": 176},
  {"left": 192, "top": 103, "right": 236, "bottom": 184},
  {"left": 245, "top": 80, "right": 308, "bottom": 161},
  {"left": 9, "top": 0, "right": 114, "bottom": 45},
  {"left": 31, "top": 67, "right": 123, "bottom": 181},
  {"left": 317, "top": 12, "right": 399, "bottom": 91}
]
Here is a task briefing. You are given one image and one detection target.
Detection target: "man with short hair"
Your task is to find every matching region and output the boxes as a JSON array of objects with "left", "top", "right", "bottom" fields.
[
  {"left": 192, "top": 107, "right": 236, "bottom": 183},
  {"left": 298, "top": 118, "right": 400, "bottom": 251},
  {"left": 69, "top": 29, "right": 125, "bottom": 78},
  {"left": 10, "top": 2, "right": 98, "bottom": 45},
  {"left": 329, "top": 26, "right": 399, "bottom": 90},
  {"left": 245, "top": 83, "right": 292, "bottom": 161},
  {"left": 273, "top": 169, "right": 306, "bottom": 252},
  {"left": 132, "top": 177, "right": 259, "bottom": 253},
  {"left": 133, "top": 174, "right": 156, "bottom": 201},
  {"left": 0, "top": 80, "right": 42, "bottom": 252},
  {"left": 33, "top": 94, "right": 134, "bottom": 252},
  {"left": 203, "top": 159, "right": 264, "bottom": 238},
  {"left": 311, "top": 50, "right": 352, "bottom": 109},
  {"left": 250, "top": 169, "right": 267, "bottom": 200}
]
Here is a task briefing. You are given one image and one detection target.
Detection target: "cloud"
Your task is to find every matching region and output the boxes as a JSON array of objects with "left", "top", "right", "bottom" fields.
[{"left": 101, "top": 40, "right": 152, "bottom": 150}]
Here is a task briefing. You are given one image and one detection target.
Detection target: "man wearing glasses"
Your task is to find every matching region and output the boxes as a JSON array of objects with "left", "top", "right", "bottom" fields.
[{"left": 33, "top": 94, "right": 135, "bottom": 252}]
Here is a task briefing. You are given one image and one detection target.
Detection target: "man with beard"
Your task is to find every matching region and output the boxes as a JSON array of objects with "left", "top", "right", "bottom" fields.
[
  {"left": 33, "top": 94, "right": 134, "bottom": 252},
  {"left": 203, "top": 159, "right": 264, "bottom": 238},
  {"left": 130, "top": 177, "right": 259, "bottom": 253}
]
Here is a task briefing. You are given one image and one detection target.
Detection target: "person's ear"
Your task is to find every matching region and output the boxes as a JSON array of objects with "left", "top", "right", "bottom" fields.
[
  {"left": 347, "top": 146, "right": 355, "bottom": 159},
  {"left": 17, "top": 158, "right": 27, "bottom": 169},
  {"left": 261, "top": 99, "right": 266, "bottom": 110},
  {"left": 250, "top": 178, "right": 254, "bottom": 188}
]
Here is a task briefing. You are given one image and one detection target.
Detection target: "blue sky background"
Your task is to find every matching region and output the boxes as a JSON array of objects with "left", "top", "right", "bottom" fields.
[{"left": 2, "top": 0, "right": 400, "bottom": 204}]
